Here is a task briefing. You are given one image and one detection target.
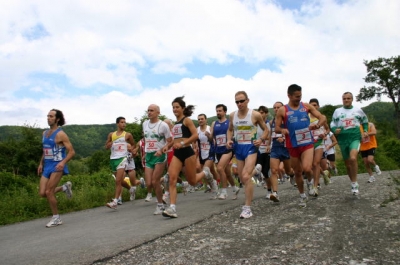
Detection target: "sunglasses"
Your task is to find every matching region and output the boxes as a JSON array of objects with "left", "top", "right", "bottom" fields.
[{"left": 235, "top": 99, "right": 246, "bottom": 104}]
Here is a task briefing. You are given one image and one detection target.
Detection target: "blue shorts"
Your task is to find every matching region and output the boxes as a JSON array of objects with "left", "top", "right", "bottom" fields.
[
  {"left": 270, "top": 145, "right": 290, "bottom": 161},
  {"left": 234, "top": 144, "right": 258, "bottom": 161},
  {"left": 42, "top": 161, "right": 69, "bottom": 179}
]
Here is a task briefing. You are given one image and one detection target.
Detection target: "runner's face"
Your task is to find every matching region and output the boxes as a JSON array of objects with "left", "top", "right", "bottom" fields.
[
  {"left": 273, "top": 103, "right": 283, "bottom": 117},
  {"left": 310, "top": 102, "right": 319, "bottom": 109},
  {"left": 117, "top": 119, "right": 126, "bottom": 130},
  {"left": 47, "top": 111, "right": 58, "bottom": 126},
  {"left": 172, "top": 102, "right": 183, "bottom": 118},
  {"left": 216, "top": 107, "right": 226, "bottom": 119},
  {"left": 258, "top": 111, "right": 267, "bottom": 120},
  {"left": 235, "top": 94, "right": 248, "bottom": 110},
  {"left": 198, "top": 116, "right": 206, "bottom": 126},
  {"left": 288, "top": 91, "right": 302, "bottom": 105},
  {"left": 342, "top": 94, "right": 353, "bottom": 107},
  {"left": 147, "top": 106, "right": 159, "bottom": 120}
]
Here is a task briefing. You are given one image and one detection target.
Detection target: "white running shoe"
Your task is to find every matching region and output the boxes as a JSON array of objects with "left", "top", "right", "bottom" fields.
[
  {"left": 145, "top": 193, "right": 153, "bottom": 202},
  {"left": 154, "top": 204, "right": 165, "bottom": 215},
  {"left": 265, "top": 191, "right": 271, "bottom": 200},
  {"left": 106, "top": 199, "right": 118, "bottom": 209},
  {"left": 130, "top": 187, "right": 136, "bottom": 201},
  {"left": 162, "top": 192, "right": 170, "bottom": 204},
  {"left": 322, "top": 170, "right": 330, "bottom": 185},
  {"left": 64, "top": 181, "right": 73, "bottom": 199},
  {"left": 299, "top": 196, "right": 308, "bottom": 208},
  {"left": 367, "top": 176, "right": 376, "bottom": 183},
  {"left": 351, "top": 183, "right": 360, "bottom": 195},
  {"left": 182, "top": 181, "right": 189, "bottom": 195},
  {"left": 163, "top": 173, "right": 169, "bottom": 187},
  {"left": 270, "top": 192, "right": 280, "bottom": 202},
  {"left": 140, "top": 177, "right": 146, "bottom": 188},
  {"left": 117, "top": 197, "right": 123, "bottom": 205},
  {"left": 239, "top": 206, "right": 253, "bottom": 219},
  {"left": 218, "top": 192, "right": 228, "bottom": 200},
  {"left": 46, "top": 216, "right": 62, "bottom": 228},
  {"left": 162, "top": 206, "right": 178, "bottom": 218},
  {"left": 375, "top": 165, "right": 382, "bottom": 175},
  {"left": 308, "top": 186, "right": 315, "bottom": 196}
]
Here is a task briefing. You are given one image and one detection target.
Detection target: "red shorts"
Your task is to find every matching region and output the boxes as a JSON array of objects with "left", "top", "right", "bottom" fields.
[
  {"left": 288, "top": 144, "right": 313, "bottom": 158},
  {"left": 167, "top": 150, "right": 174, "bottom": 166}
]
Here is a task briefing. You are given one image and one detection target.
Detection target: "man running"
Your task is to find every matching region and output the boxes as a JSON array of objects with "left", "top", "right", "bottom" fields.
[
  {"left": 360, "top": 122, "right": 382, "bottom": 183},
  {"left": 105, "top": 117, "right": 135, "bottom": 209},
  {"left": 227, "top": 91, "right": 269, "bottom": 219},
  {"left": 275, "top": 84, "right": 326, "bottom": 208},
  {"left": 38, "top": 109, "right": 75, "bottom": 227},
  {"left": 331, "top": 92, "right": 369, "bottom": 195},
  {"left": 211, "top": 104, "right": 239, "bottom": 200},
  {"left": 143, "top": 104, "right": 173, "bottom": 215}
]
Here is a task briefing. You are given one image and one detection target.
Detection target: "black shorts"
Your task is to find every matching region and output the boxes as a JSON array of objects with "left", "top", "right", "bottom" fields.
[
  {"left": 215, "top": 150, "right": 233, "bottom": 163},
  {"left": 326, "top": 153, "right": 335, "bottom": 162},
  {"left": 174, "top": 147, "right": 195, "bottom": 164},
  {"left": 257, "top": 152, "right": 270, "bottom": 177},
  {"left": 360, "top": 148, "right": 376, "bottom": 158}
]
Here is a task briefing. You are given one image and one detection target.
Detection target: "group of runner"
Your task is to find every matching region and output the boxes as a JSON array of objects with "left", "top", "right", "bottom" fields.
[{"left": 38, "top": 84, "right": 382, "bottom": 227}]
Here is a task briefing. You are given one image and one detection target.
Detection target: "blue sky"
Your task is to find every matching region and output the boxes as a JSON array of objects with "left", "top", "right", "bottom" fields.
[{"left": 0, "top": 0, "right": 399, "bottom": 127}]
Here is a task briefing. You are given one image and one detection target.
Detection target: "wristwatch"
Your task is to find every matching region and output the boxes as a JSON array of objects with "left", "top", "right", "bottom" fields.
[{"left": 180, "top": 141, "right": 185, "bottom": 147}]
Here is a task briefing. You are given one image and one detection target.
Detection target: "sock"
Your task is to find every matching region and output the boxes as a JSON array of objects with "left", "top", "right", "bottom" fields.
[
  {"left": 221, "top": 188, "right": 227, "bottom": 194},
  {"left": 53, "top": 214, "right": 60, "bottom": 218},
  {"left": 300, "top": 193, "right": 306, "bottom": 198},
  {"left": 170, "top": 204, "right": 176, "bottom": 210},
  {"left": 351, "top": 182, "right": 358, "bottom": 187},
  {"left": 147, "top": 192, "right": 152, "bottom": 197},
  {"left": 165, "top": 191, "right": 170, "bottom": 195}
]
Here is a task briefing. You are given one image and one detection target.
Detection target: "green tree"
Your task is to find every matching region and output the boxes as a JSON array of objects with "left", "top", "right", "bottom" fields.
[{"left": 356, "top": 56, "right": 400, "bottom": 138}]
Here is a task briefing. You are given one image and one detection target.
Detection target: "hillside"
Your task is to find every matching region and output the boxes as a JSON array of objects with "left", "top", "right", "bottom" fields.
[{"left": 0, "top": 101, "right": 395, "bottom": 158}]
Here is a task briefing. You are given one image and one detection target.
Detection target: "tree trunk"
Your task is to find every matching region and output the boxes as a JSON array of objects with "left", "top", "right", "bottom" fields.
[{"left": 397, "top": 110, "right": 400, "bottom": 139}]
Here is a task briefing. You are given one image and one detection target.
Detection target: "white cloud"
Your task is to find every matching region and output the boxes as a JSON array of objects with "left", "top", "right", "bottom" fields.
[{"left": 0, "top": 0, "right": 399, "bottom": 127}]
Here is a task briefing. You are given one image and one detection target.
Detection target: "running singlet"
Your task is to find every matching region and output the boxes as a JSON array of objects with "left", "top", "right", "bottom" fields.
[
  {"left": 173, "top": 117, "right": 191, "bottom": 139},
  {"left": 330, "top": 106, "right": 368, "bottom": 142},
  {"left": 213, "top": 119, "right": 230, "bottom": 153},
  {"left": 110, "top": 131, "right": 128, "bottom": 159},
  {"left": 271, "top": 118, "right": 286, "bottom": 148},
  {"left": 284, "top": 102, "right": 313, "bottom": 148},
  {"left": 310, "top": 116, "right": 325, "bottom": 142},
  {"left": 143, "top": 120, "right": 171, "bottom": 153},
  {"left": 233, "top": 110, "right": 257, "bottom": 145},
  {"left": 197, "top": 125, "right": 213, "bottom": 159},
  {"left": 257, "top": 121, "right": 270, "bottom": 154},
  {"left": 42, "top": 128, "right": 66, "bottom": 162}
]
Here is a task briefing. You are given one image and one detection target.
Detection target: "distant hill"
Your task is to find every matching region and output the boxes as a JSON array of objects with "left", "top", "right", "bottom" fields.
[{"left": 0, "top": 101, "right": 395, "bottom": 158}]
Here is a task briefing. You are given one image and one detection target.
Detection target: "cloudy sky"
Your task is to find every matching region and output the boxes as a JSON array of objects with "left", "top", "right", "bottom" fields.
[{"left": 0, "top": 0, "right": 399, "bottom": 127}]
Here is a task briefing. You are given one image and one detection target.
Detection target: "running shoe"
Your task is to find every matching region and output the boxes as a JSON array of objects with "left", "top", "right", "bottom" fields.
[
  {"left": 367, "top": 176, "right": 376, "bottom": 183},
  {"left": 64, "top": 181, "right": 73, "bottom": 199},
  {"left": 163, "top": 173, "right": 169, "bottom": 187},
  {"left": 204, "top": 185, "right": 211, "bottom": 193},
  {"left": 290, "top": 176, "right": 295, "bottom": 186},
  {"left": 162, "top": 192, "right": 170, "bottom": 204},
  {"left": 117, "top": 197, "right": 123, "bottom": 205},
  {"left": 334, "top": 167, "right": 338, "bottom": 175},
  {"left": 232, "top": 186, "right": 240, "bottom": 196},
  {"left": 239, "top": 206, "right": 253, "bottom": 219},
  {"left": 203, "top": 166, "right": 213, "bottom": 182},
  {"left": 154, "top": 204, "right": 165, "bottom": 215},
  {"left": 145, "top": 193, "right": 153, "bottom": 202},
  {"left": 265, "top": 191, "right": 271, "bottom": 200},
  {"left": 270, "top": 192, "right": 280, "bottom": 202},
  {"left": 129, "top": 187, "right": 136, "bottom": 201},
  {"left": 351, "top": 183, "right": 360, "bottom": 195},
  {"left": 46, "top": 216, "right": 63, "bottom": 228},
  {"left": 313, "top": 187, "right": 319, "bottom": 197},
  {"left": 218, "top": 192, "right": 228, "bottom": 200},
  {"left": 182, "top": 181, "right": 189, "bottom": 195},
  {"left": 308, "top": 186, "right": 315, "bottom": 196},
  {"left": 299, "top": 196, "right": 308, "bottom": 208},
  {"left": 106, "top": 199, "right": 118, "bottom": 209},
  {"left": 140, "top": 177, "right": 146, "bottom": 188},
  {"left": 375, "top": 165, "right": 382, "bottom": 175},
  {"left": 322, "top": 170, "right": 330, "bottom": 185},
  {"left": 162, "top": 206, "right": 178, "bottom": 218}
]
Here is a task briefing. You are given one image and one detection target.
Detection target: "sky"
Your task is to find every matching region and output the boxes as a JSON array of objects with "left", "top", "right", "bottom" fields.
[{"left": 0, "top": 0, "right": 399, "bottom": 128}]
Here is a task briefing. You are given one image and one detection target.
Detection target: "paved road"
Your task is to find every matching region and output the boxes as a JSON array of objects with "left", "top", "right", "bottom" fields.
[{"left": 0, "top": 182, "right": 272, "bottom": 265}]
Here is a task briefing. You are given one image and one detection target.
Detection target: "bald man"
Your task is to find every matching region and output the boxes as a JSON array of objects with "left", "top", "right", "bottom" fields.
[{"left": 143, "top": 104, "right": 173, "bottom": 215}]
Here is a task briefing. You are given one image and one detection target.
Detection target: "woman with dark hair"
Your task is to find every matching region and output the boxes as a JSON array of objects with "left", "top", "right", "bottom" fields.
[{"left": 162, "top": 96, "right": 215, "bottom": 218}]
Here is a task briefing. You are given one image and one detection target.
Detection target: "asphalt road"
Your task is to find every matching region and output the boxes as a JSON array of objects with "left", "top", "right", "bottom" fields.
[{"left": 0, "top": 182, "right": 271, "bottom": 265}]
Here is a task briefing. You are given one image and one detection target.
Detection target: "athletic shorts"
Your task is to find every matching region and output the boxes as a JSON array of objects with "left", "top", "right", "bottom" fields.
[
  {"left": 145, "top": 152, "right": 167, "bottom": 169},
  {"left": 167, "top": 150, "right": 174, "bottom": 166},
  {"left": 125, "top": 160, "right": 136, "bottom": 171},
  {"left": 42, "top": 161, "right": 69, "bottom": 179},
  {"left": 110, "top": 157, "right": 127, "bottom": 172},
  {"left": 314, "top": 139, "right": 323, "bottom": 149},
  {"left": 326, "top": 153, "right": 335, "bottom": 162},
  {"left": 257, "top": 152, "right": 270, "bottom": 178},
  {"left": 288, "top": 144, "right": 314, "bottom": 158},
  {"left": 270, "top": 145, "right": 290, "bottom": 161},
  {"left": 174, "top": 147, "right": 195, "bottom": 164},
  {"left": 215, "top": 150, "right": 232, "bottom": 164},
  {"left": 234, "top": 144, "right": 258, "bottom": 161},
  {"left": 360, "top": 148, "right": 376, "bottom": 158},
  {"left": 199, "top": 153, "right": 215, "bottom": 165},
  {"left": 338, "top": 140, "right": 360, "bottom": 160}
]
